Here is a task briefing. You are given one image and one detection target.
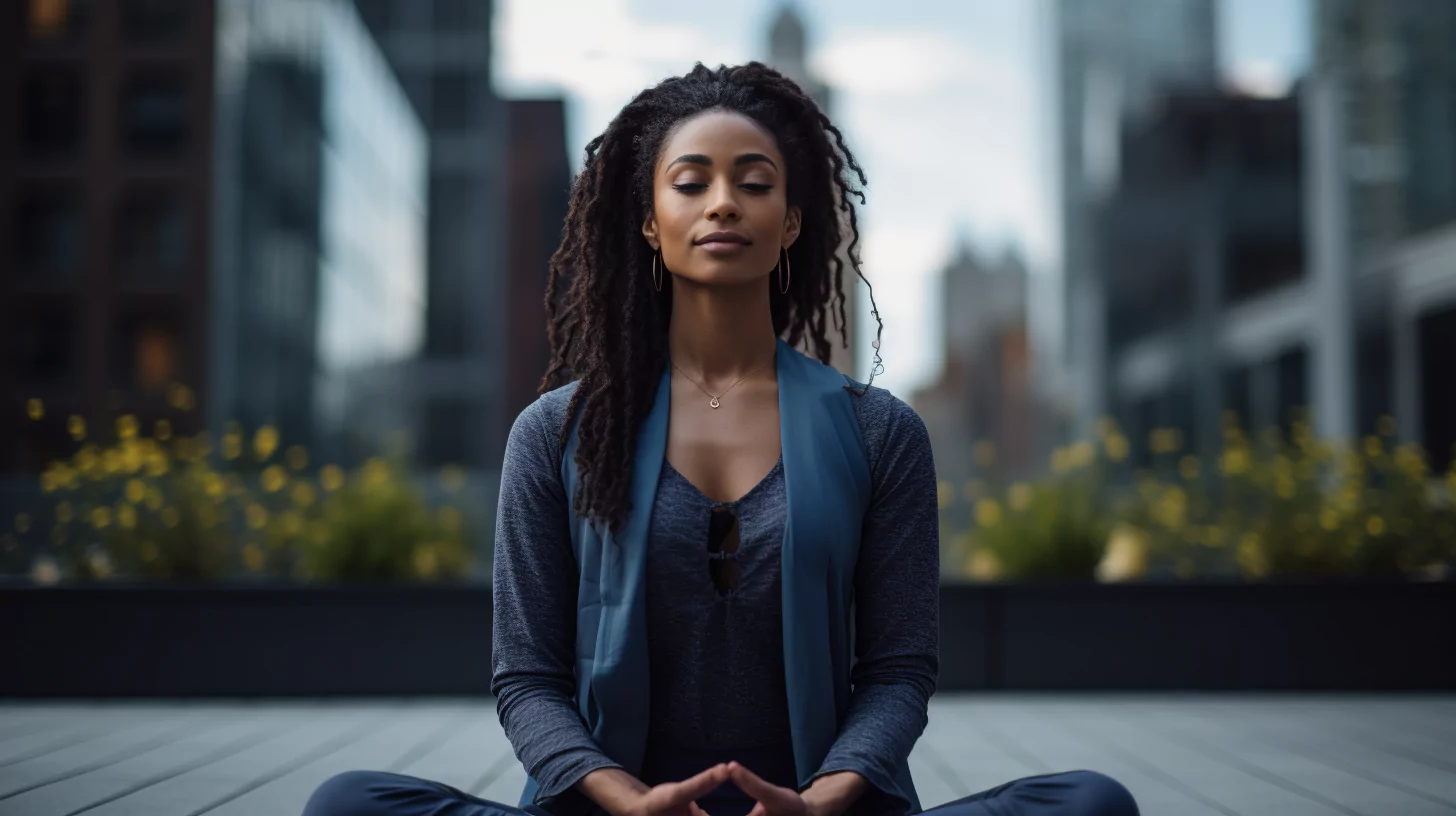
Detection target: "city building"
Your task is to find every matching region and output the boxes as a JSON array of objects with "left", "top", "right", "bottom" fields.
[
  {"left": 1097, "top": 90, "right": 1306, "bottom": 466},
  {"left": 764, "top": 3, "right": 856, "bottom": 377},
  {"left": 1047, "top": 0, "right": 1219, "bottom": 443},
  {"left": 2, "top": 0, "right": 427, "bottom": 521},
  {"left": 502, "top": 98, "right": 570, "bottom": 430},
  {"left": 911, "top": 240, "right": 1034, "bottom": 485},
  {"left": 351, "top": 0, "right": 510, "bottom": 470}
]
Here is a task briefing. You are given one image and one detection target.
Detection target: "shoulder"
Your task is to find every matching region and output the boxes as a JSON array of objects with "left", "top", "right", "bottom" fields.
[
  {"left": 840, "top": 375, "right": 932, "bottom": 470},
  {"left": 508, "top": 380, "right": 580, "bottom": 461}
]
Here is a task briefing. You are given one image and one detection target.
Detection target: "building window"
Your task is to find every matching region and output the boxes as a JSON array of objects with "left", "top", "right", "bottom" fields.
[
  {"left": 17, "top": 189, "right": 83, "bottom": 282},
  {"left": 116, "top": 190, "right": 187, "bottom": 283},
  {"left": 431, "top": 71, "right": 477, "bottom": 130},
  {"left": 21, "top": 70, "right": 84, "bottom": 158},
  {"left": 112, "top": 312, "right": 180, "bottom": 394},
  {"left": 15, "top": 304, "right": 79, "bottom": 386},
  {"left": 121, "top": 73, "right": 187, "bottom": 157},
  {"left": 23, "top": 0, "right": 91, "bottom": 41},
  {"left": 433, "top": 0, "right": 484, "bottom": 31},
  {"left": 121, "top": 0, "right": 188, "bottom": 42},
  {"left": 354, "top": 0, "right": 392, "bottom": 37}
]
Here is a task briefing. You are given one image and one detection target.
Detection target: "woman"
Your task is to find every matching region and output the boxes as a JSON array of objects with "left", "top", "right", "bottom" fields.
[{"left": 303, "top": 62, "right": 1138, "bottom": 816}]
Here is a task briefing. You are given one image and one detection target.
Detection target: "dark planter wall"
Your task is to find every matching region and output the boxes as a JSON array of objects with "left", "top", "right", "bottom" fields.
[{"left": 4, "top": 581, "right": 1454, "bottom": 697}]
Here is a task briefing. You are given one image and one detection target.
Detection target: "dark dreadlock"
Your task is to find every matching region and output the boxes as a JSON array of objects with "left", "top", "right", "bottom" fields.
[{"left": 538, "top": 61, "right": 885, "bottom": 535}]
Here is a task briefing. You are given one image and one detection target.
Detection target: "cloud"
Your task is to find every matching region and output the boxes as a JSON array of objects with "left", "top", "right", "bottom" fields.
[
  {"left": 1227, "top": 59, "right": 1292, "bottom": 98},
  {"left": 809, "top": 29, "right": 1022, "bottom": 97}
]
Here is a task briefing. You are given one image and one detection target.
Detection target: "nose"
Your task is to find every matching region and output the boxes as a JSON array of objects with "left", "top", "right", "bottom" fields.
[{"left": 705, "top": 182, "right": 741, "bottom": 222}]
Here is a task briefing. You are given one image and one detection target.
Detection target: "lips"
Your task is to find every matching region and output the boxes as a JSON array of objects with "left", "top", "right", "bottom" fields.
[{"left": 695, "top": 231, "right": 750, "bottom": 245}]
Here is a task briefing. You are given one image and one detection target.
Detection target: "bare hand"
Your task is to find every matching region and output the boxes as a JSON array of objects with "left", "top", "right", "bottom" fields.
[
  {"left": 632, "top": 763, "right": 730, "bottom": 816},
  {"left": 727, "top": 762, "right": 810, "bottom": 816}
]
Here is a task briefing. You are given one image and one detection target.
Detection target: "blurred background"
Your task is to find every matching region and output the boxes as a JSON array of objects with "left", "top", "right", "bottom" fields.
[{"left": 2, "top": 0, "right": 1454, "bottom": 588}]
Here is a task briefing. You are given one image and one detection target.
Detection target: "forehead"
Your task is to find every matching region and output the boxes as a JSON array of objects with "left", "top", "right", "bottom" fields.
[{"left": 658, "top": 109, "right": 782, "bottom": 168}]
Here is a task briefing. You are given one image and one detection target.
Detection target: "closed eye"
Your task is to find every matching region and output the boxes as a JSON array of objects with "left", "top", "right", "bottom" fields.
[{"left": 672, "top": 183, "right": 775, "bottom": 193}]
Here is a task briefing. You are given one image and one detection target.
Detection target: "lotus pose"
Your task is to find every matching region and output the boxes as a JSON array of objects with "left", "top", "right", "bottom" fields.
[{"left": 303, "top": 62, "right": 1138, "bottom": 816}]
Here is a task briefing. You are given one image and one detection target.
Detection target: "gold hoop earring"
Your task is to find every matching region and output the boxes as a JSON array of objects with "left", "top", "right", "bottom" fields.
[
  {"left": 777, "top": 248, "right": 791, "bottom": 295},
  {"left": 652, "top": 249, "right": 663, "bottom": 292}
]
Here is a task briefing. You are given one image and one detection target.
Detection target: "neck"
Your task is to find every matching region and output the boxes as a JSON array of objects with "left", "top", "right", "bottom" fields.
[{"left": 667, "top": 276, "right": 778, "bottom": 387}]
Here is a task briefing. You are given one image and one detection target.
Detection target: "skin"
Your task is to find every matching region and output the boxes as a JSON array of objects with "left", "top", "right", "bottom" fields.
[{"left": 575, "top": 111, "right": 870, "bottom": 816}]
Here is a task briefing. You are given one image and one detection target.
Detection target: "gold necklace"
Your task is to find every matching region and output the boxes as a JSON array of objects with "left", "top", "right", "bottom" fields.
[{"left": 671, "top": 358, "right": 768, "bottom": 409}]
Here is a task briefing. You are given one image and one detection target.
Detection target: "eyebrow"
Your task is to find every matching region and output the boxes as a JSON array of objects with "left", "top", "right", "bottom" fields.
[{"left": 666, "top": 152, "right": 779, "bottom": 171}]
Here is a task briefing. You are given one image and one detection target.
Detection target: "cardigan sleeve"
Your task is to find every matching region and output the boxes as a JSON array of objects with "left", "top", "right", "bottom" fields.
[
  {"left": 491, "top": 389, "right": 625, "bottom": 802},
  {"left": 802, "top": 389, "right": 940, "bottom": 815}
]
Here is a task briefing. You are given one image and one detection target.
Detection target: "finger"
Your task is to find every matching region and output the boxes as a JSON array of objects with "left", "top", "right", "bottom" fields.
[
  {"left": 727, "top": 763, "right": 784, "bottom": 803},
  {"left": 746, "top": 804, "right": 767, "bottom": 816},
  {"left": 689, "top": 802, "right": 711, "bottom": 816},
  {"left": 670, "top": 764, "right": 729, "bottom": 802}
]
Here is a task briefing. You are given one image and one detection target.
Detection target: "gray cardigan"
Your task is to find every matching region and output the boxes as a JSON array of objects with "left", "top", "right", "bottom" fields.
[{"left": 491, "top": 378, "right": 940, "bottom": 815}]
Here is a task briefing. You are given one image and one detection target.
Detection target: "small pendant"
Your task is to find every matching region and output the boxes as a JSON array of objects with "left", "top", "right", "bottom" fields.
[{"left": 710, "top": 398, "right": 721, "bottom": 409}]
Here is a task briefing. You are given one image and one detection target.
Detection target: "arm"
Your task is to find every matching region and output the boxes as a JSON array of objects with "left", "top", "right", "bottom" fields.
[
  {"left": 801, "top": 398, "right": 940, "bottom": 816},
  {"left": 492, "top": 394, "right": 627, "bottom": 805}
]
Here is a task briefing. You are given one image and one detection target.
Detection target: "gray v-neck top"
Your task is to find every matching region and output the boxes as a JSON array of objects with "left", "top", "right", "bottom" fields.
[{"left": 491, "top": 376, "right": 940, "bottom": 816}]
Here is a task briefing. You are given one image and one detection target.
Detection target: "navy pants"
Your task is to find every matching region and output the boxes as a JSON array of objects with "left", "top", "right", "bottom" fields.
[{"left": 301, "top": 768, "right": 1139, "bottom": 816}]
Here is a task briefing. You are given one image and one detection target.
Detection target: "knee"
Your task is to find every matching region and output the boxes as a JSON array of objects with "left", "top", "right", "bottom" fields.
[
  {"left": 1066, "top": 770, "right": 1139, "bottom": 816},
  {"left": 303, "top": 770, "right": 398, "bottom": 816}
]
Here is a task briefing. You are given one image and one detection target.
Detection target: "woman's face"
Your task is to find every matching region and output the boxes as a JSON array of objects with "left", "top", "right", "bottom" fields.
[{"left": 642, "top": 109, "right": 801, "bottom": 289}]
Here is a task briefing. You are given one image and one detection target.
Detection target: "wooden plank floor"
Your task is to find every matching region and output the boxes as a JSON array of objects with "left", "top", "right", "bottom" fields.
[{"left": 0, "top": 695, "right": 1453, "bottom": 815}]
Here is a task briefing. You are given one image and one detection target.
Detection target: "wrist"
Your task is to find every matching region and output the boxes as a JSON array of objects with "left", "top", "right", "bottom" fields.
[{"left": 801, "top": 771, "right": 868, "bottom": 816}]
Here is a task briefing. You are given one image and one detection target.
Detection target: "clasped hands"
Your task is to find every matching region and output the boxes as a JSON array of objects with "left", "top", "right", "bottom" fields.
[{"left": 631, "top": 762, "right": 826, "bottom": 816}]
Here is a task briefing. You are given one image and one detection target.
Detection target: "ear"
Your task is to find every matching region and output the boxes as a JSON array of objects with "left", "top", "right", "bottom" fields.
[
  {"left": 642, "top": 213, "right": 660, "bottom": 251},
  {"left": 781, "top": 204, "right": 803, "bottom": 250}
]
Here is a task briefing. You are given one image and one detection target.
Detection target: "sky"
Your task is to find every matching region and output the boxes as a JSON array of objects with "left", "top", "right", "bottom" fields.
[{"left": 494, "top": 0, "right": 1310, "bottom": 400}]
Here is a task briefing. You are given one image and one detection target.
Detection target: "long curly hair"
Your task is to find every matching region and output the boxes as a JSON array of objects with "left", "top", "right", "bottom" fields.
[{"left": 539, "top": 61, "right": 885, "bottom": 535}]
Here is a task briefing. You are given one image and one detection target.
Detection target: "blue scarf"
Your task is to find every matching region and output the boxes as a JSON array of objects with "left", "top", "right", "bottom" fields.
[{"left": 520, "top": 337, "right": 921, "bottom": 814}]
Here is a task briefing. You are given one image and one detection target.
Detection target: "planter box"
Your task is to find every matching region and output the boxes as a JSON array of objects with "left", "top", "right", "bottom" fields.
[{"left": 4, "top": 580, "right": 1454, "bottom": 697}]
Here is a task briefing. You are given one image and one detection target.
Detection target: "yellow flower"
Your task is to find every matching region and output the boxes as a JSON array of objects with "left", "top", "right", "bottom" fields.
[
  {"left": 145, "top": 488, "right": 164, "bottom": 511},
  {"left": 1069, "top": 441, "right": 1095, "bottom": 469},
  {"left": 167, "top": 383, "right": 195, "bottom": 410},
  {"left": 1320, "top": 508, "right": 1339, "bottom": 531},
  {"left": 26, "top": 399, "right": 44, "bottom": 421},
  {"left": 14, "top": 513, "right": 31, "bottom": 534},
  {"left": 243, "top": 543, "right": 265, "bottom": 572},
  {"left": 1051, "top": 447, "right": 1071, "bottom": 474},
  {"left": 438, "top": 506, "right": 463, "bottom": 532},
  {"left": 966, "top": 548, "right": 1000, "bottom": 580},
  {"left": 1376, "top": 414, "right": 1396, "bottom": 436},
  {"left": 204, "top": 472, "right": 226, "bottom": 499},
  {"left": 91, "top": 507, "right": 112, "bottom": 529},
  {"left": 286, "top": 445, "right": 309, "bottom": 471},
  {"left": 413, "top": 545, "right": 440, "bottom": 579},
  {"left": 116, "top": 414, "right": 139, "bottom": 440},
  {"left": 937, "top": 480, "right": 954, "bottom": 509},
  {"left": 68, "top": 414, "right": 86, "bottom": 441},
  {"left": 32, "top": 557, "right": 61, "bottom": 585},
  {"left": 1096, "top": 523, "right": 1147, "bottom": 582},
  {"left": 975, "top": 499, "right": 1002, "bottom": 528},
  {"left": 261, "top": 465, "right": 288, "bottom": 493},
  {"left": 1105, "top": 433, "right": 1129, "bottom": 463},
  {"left": 117, "top": 503, "right": 137, "bottom": 530},
  {"left": 1096, "top": 416, "right": 1117, "bottom": 440},
  {"left": 439, "top": 464, "right": 466, "bottom": 492},
  {"left": 292, "top": 482, "right": 317, "bottom": 508},
  {"left": 973, "top": 440, "right": 997, "bottom": 468},
  {"left": 1179, "top": 455, "right": 1200, "bottom": 481},
  {"left": 279, "top": 511, "right": 304, "bottom": 537},
  {"left": 1363, "top": 436, "right": 1383, "bottom": 458},
  {"left": 40, "top": 470, "right": 59, "bottom": 494},
  {"left": 1221, "top": 448, "right": 1250, "bottom": 476},
  {"left": 362, "top": 458, "right": 389, "bottom": 488},
  {"left": 154, "top": 419, "right": 172, "bottom": 441},
  {"left": 1237, "top": 533, "right": 1268, "bottom": 579},
  {"left": 1155, "top": 486, "right": 1187, "bottom": 530},
  {"left": 254, "top": 426, "right": 280, "bottom": 461},
  {"left": 1008, "top": 482, "right": 1033, "bottom": 512},
  {"left": 246, "top": 504, "right": 269, "bottom": 530},
  {"left": 1366, "top": 516, "right": 1385, "bottom": 536},
  {"left": 223, "top": 432, "right": 243, "bottom": 460}
]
